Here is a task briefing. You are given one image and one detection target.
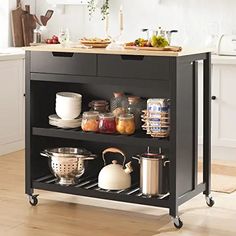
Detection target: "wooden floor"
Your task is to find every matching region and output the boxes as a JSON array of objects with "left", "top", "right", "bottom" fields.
[{"left": 0, "top": 150, "right": 236, "bottom": 236}]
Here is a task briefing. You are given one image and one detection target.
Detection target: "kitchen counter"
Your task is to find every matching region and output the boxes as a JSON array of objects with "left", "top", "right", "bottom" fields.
[
  {"left": 0, "top": 48, "right": 25, "bottom": 61},
  {"left": 24, "top": 44, "right": 211, "bottom": 57},
  {"left": 211, "top": 55, "right": 236, "bottom": 65},
  {"left": 24, "top": 44, "right": 236, "bottom": 63}
]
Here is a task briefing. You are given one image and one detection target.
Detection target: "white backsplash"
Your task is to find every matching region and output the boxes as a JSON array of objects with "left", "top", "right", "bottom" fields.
[
  {"left": 35, "top": 0, "right": 236, "bottom": 48},
  {"left": 0, "top": 0, "right": 35, "bottom": 48}
]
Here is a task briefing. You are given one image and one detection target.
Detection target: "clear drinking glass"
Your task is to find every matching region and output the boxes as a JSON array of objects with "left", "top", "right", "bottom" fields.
[{"left": 58, "top": 28, "right": 70, "bottom": 47}]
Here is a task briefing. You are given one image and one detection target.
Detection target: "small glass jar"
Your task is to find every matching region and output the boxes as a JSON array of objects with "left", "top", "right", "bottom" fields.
[
  {"left": 110, "top": 92, "right": 128, "bottom": 117},
  {"left": 99, "top": 113, "right": 116, "bottom": 134},
  {"left": 89, "top": 100, "right": 109, "bottom": 113},
  {"left": 116, "top": 113, "right": 136, "bottom": 135},
  {"left": 127, "top": 96, "right": 145, "bottom": 130},
  {"left": 81, "top": 111, "right": 99, "bottom": 132}
]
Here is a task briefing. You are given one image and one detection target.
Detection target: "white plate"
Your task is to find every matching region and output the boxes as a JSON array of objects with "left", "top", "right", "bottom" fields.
[
  {"left": 49, "top": 120, "right": 81, "bottom": 129},
  {"left": 49, "top": 114, "right": 81, "bottom": 128},
  {"left": 49, "top": 114, "right": 81, "bottom": 123}
]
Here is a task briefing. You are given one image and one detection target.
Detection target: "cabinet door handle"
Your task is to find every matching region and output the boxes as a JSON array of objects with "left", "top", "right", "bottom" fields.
[
  {"left": 211, "top": 96, "right": 216, "bottom": 100},
  {"left": 121, "top": 55, "right": 144, "bottom": 61},
  {"left": 52, "top": 52, "right": 74, "bottom": 57}
]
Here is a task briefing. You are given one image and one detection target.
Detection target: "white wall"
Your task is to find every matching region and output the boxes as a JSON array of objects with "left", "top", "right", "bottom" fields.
[
  {"left": 36, "top": 0, "right": 236, "bottom": 48},
  {"left": 0, "top": 0, "right": 10, "bottom": 48},
  {"left": 0, "top": 0, "right": 35, "bottom": 47}
]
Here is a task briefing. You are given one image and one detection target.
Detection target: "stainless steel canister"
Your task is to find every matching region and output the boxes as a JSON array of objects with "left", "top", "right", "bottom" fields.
[
  {"left": 133, "top": 151, "right": 170, "bottom": 197},
  {"left": 33, "top": 28, "right": 42, "bottom": 44}
]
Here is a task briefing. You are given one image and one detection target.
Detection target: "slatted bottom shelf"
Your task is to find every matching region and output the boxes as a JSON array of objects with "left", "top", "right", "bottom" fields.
[{"left": 32, "top": 175, "right": 170, "bottom": 208}]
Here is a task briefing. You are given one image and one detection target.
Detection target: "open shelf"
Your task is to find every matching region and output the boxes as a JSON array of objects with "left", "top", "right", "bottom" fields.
[
  {"left": 32, "top": 127, "right": 170, "bottom": 148},
  {"left": 33, "top": 174, "right": 170, "bottom": 208}
]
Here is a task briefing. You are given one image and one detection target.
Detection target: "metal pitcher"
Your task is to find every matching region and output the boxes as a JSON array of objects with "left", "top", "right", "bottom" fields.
[{"left": 142, "top": 27, "right": 178, "bottom": 45}]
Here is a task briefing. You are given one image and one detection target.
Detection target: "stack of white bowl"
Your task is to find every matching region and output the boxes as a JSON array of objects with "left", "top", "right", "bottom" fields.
[
  {"left": 56, "top": 92, "right": 82, "bottom": 120},
  {"left": 49, "top": 92, "right": 82, "bottom": 128}
]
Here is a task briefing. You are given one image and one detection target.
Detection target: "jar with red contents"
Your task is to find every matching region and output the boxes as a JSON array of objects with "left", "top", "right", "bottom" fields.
[{"left": 99, "top": 113, "right": 116, "bottom": 134}]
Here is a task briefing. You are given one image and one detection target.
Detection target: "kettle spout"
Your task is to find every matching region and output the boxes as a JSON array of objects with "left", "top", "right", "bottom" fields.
[{"left": 124, "top": 161, "right": 133, "bottom": 174}]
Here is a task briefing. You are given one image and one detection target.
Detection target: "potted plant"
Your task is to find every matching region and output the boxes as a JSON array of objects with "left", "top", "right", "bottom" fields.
[{"left": 88, "top": 0, "right": 109, "bottom": 20}]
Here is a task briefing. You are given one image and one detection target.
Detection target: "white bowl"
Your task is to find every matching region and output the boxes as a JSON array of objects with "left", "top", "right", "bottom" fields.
[
  {"left": 55, "top": 104, "right": 81, "bottom": 120},
  {"left": 56, "top": 98, "right": 82, "bottom": 108},
  {"left": 56, "top": 99, "right": 82, "bottom": 105},
  {"left": 55, "top": 102, "right": 81, "bottom": 110},
  {"left": 56, "top": 97, "right": 82, "bottom": 103},
  {"left": 56, "top": 92, "right": 82, "bottom": 101}
]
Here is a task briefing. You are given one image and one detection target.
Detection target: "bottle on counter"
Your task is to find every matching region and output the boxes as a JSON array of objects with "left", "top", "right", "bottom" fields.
[
  {"left": 110, "top": 92, "right": 128, "bottom": 118},
  {"left": 33, "top": 28, "right": 42, "bottom": 44},
  {"left": 127, "top": 96, "right": 145, "bottom": 130}
]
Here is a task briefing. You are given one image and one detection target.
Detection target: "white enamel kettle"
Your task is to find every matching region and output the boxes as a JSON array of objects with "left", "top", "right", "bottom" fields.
[{"left": 98, "top": 147, "right": 133, "bottom": 190}]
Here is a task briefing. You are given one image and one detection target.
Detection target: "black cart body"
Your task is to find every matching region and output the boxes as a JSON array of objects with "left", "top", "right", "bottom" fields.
[{"left": 25, "top": 48, "right": 213, "bottom": 228}]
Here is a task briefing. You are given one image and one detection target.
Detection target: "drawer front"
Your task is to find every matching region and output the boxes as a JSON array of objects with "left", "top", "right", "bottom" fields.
[
  {"left": 31, "top": 52, "right": 96, "bottom": 76},
  {"left": 98, "top": 55, "right": 170, "bottom": 80}
]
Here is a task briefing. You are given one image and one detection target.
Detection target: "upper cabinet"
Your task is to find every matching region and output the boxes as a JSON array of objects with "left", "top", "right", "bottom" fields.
[{"left": 47, "top": 0, "right": 88, "bottom": 5}]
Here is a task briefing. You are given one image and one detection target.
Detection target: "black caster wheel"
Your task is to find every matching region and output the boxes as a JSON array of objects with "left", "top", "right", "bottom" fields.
[
  {"left": 29, "top": 194, "right": 39, "bottom": 206},
  {"left": 206, "top": 196, "right": 215, "bottom": 207},
  {"left": 172, "top": 217, "right": 183, "bottom": 229}
]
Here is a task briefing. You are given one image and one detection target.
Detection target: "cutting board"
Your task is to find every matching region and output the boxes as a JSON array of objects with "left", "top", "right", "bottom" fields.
[
  {"left": 11, "top": 0, "right": 26, "bottom": 47},
  {"left": 22, "top": 5, "right": 36, "bottom": 46},
  {"left": 124, "top": 45, "right": 182, "bottom": 52}
]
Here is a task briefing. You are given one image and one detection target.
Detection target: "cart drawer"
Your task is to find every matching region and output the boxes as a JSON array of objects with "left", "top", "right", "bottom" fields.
[
  {"left": 30, "top": 52, "right": 96, "bottom": 76},
  {"left": 98, "top": 55, "right": 170, "bottom": 80}
]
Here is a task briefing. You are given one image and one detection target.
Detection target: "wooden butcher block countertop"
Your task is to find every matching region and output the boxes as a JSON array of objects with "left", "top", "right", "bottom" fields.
[{"left": 24, "top": 44, "right": 211, "bottom": 57}]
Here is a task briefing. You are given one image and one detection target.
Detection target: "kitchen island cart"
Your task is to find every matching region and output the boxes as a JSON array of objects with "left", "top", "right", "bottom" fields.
[{"left": 25, "top": 46, "right": 214, "bottom": 229}]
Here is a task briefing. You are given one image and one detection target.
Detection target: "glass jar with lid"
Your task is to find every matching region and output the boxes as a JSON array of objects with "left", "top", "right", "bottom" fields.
[
  {"left": 127, "top": 96, "right": 145, "bottom": 130},
  {"left": 81, "top": 111, "right": 99, "bottom": 132},
  {"left": 99, "top": 113, "right": 116, "bottom": 134},
  {"left": 116, "top": 113, "right": 135, "bottom": 135},
  {"left": 110, "top": 92, "right": 128, "bottom": 117},
  {"left": 89, "top": 100, "right": 109, "bottom": 113}
]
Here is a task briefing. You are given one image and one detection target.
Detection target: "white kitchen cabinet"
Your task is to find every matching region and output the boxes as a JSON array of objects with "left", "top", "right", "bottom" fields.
[
  {"left": 211, "top": 65, "right": 236, "bottom": 147},
  {"left": 0, "top": 57, "right": 25, "bottom": 156},
  {"left": 198, "top": 61, "right": 236, "bottom": 160}
]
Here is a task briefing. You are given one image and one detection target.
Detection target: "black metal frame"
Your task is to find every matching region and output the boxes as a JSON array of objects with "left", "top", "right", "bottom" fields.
[{"left": 25, "top": 51, "right": 212, "bottom": 223}]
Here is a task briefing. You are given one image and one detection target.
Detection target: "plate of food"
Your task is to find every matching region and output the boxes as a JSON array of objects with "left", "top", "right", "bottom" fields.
[
  {"left": 80, "top": 37, "right": 111, "bottom": 48},
  {"left": 124, "top": 36, "right": 182, "bottom": 52}
]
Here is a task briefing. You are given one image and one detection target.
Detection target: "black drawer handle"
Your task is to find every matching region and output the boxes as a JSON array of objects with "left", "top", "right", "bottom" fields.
[
  {"left": 121, "top": 55, "right": 144, "bottom": 61},
  {"left": 211, "top": 96, "right": 216, "bottom": 100},
  {"left": 52, "top": 52, "right": 74, "bottom": 57}
]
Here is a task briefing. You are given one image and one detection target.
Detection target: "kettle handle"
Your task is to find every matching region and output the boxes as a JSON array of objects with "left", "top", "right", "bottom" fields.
[
  {"left": 102, "top": 147, "right": 126, "bottom": 167},
  {"left": 132, "top": 155, "right": 141, "bottom": 164}
]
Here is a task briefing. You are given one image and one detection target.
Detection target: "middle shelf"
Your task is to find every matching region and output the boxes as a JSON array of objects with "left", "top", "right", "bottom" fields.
[{"left": 32, "top": 127, "right": 170, "bottom": 148}]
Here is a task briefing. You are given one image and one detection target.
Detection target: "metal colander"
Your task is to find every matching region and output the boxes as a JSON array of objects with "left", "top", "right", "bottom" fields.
[{"left": 40, "top": 147, "right": 96, "bottom": 186}]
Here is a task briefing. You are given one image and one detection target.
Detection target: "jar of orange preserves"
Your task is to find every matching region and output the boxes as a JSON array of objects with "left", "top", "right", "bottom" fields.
[
  {"left": 116, "top": 114, "right": 135, "bottom": 135},
  {"left": 81, "top": 111, "right": 99, "bottom": 132}
]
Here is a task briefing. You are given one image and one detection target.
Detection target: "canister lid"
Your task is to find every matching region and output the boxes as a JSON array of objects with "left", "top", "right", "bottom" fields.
[
  {"left": 89, "top": 100, "right": 108, "bottom": 107},
  {"left": 141, "top": 153, "right": 165, "bottom": 159}
]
